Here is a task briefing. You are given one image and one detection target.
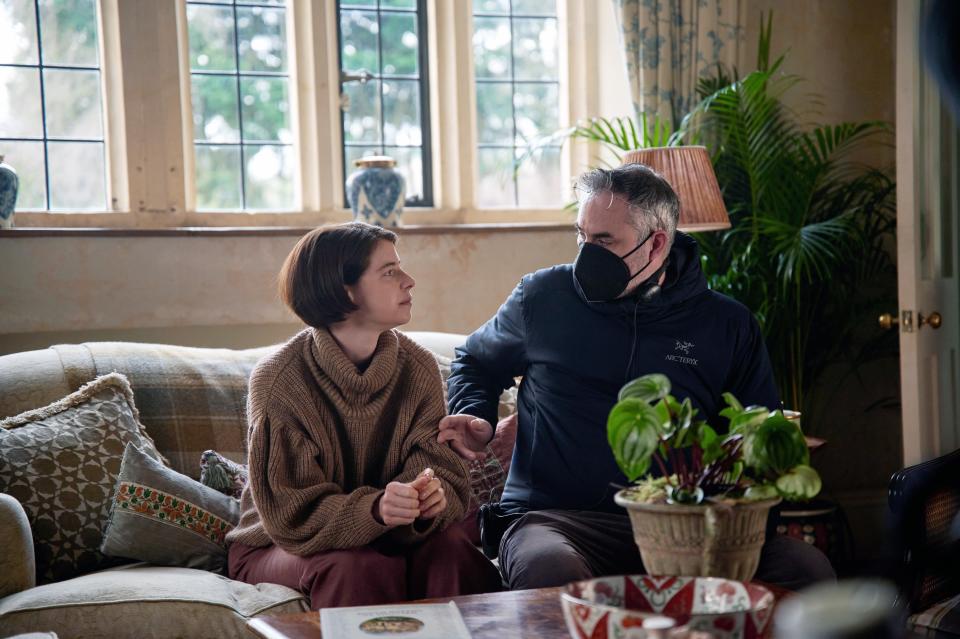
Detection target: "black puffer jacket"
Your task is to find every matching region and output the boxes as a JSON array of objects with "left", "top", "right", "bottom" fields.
[{"left": 447, "top": 232, "right": 779, "bottom": 513}]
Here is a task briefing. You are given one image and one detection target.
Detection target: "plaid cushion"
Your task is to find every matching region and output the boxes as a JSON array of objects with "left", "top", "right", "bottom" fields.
[
  {"left": 909, "top": 593, "right": 960, "bottom": 637},
  {"left": 52, "top": 343, "right": 276, "bottom": 480}
]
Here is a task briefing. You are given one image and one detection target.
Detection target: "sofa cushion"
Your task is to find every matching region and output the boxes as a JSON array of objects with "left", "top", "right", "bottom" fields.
[
  {"left": 101, "top": 443, "right": 240, "bottom": 573},
  {"left": 49, "top": 342, "right": 275, "bottom": 480},
  {"left": 200, "top": 449, "right": 248, "bottom": 498},
  {"left": 0, "top": 373, "right": 164, "bottom": 584},
  {"left": 0, "top": 564, "right": 307, "bottom": 639},
  {"left": 908, "top": 593, "right": 960, "bottom": 637}
]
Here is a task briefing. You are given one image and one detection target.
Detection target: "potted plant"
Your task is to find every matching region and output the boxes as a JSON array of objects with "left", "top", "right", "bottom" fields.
[{"left": 608, "top": 373, "right": 821, "bottom": 581}]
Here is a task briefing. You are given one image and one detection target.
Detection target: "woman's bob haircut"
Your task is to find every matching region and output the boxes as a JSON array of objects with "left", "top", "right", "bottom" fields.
[{"left": 279, "top": 222, "right": 398, "bottom": 327}]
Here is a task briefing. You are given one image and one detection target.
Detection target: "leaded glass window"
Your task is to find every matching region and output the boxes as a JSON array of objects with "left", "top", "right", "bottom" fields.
[
  {"left": 0, "top": 0, "right": 107, "bottom": 210},
  {"left": 186, "top": 0, "right": 294, "bottom": 211},
  {"left": 337, "top": 0, "right": 432, "bottom": 207},
  {"left": 473, "top": 0, "right": 561, "bottom": 207}
]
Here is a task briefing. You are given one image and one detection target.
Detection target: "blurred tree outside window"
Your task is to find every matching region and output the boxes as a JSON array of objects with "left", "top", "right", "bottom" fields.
[
  {"left": 338, "top": 0, "right": 431, "bottom": 207},
  {"left": 187, "top": 0, "right": 294, "bottom": 211},
  {"left": 0, "top": 0, "right": 107, "bottom": 211},
  {"left": 473, "top": 0, "right": 561, "bottom": 207}
]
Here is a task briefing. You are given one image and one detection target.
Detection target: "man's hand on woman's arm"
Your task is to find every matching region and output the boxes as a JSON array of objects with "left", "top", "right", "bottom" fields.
[{"left": 437, "top": 414, "right": 494, "bottom": 461}]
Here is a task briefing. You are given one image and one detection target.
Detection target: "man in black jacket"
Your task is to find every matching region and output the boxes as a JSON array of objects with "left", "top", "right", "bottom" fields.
[{"left": 438, "top": 163, "right": 835, "bottom": 590}]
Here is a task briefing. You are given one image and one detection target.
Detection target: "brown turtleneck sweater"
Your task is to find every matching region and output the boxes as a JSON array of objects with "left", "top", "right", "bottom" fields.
[{"left": 225, "top": 327, "right": 469, "bottom": 555}]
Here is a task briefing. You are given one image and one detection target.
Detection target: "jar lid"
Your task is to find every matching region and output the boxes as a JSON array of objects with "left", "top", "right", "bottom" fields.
[{"left": 353, "top": 155, "right": 396, "bottom": 168}]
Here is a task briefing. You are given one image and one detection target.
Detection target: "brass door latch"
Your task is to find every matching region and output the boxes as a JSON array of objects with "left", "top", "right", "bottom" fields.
[{"left": 879, "top": 310, "right": 941, "bottom": 332}]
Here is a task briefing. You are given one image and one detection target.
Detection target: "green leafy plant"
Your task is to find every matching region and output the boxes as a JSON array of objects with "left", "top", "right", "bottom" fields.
[
  {"left": 609, "top": 373, "right": 821, "bottom": 505},
  {"left": 685, "top": 15, "right": 897, "bottom": 418}
]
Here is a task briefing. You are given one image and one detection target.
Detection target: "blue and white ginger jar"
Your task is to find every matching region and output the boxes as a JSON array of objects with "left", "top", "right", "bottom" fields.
[
  {"left": 0, "top": 155, "right": 18, "bottom": 229},
  {"left": 346, "top": 155, "right": 405, "bottom": 228}
]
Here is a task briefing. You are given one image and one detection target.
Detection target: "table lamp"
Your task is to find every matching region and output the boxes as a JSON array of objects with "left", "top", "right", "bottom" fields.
[{"left": 623, "top": 146, "right": 730, "bottom": 232}]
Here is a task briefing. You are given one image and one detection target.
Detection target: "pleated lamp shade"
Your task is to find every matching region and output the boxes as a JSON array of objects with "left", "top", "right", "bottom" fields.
[{"left": 623, "top": 146, "right": 731, "bottom": 232}]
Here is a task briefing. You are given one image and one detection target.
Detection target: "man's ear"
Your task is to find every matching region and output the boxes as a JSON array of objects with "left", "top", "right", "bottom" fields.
[{"left": 652, "top": 230, "right": 670, "bottom": 258}]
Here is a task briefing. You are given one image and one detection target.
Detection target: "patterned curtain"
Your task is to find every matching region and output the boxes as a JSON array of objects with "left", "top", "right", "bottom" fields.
[{"left": 614, "top": 0, "right": 746, "bottom": 129}]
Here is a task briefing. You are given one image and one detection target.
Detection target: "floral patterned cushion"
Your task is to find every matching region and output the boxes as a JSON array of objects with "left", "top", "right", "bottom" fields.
[
  {"left": 101, "top": 443, "right": 240, "bottom": 573},
  {"left": 0, "top": 373, "right": 164, "bottom": 583}
]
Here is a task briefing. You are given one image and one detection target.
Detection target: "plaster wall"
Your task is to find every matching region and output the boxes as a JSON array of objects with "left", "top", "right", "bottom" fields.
[
  {"left": 744, "top": 0, "right": 897, "bottom": 168},
  {"left": 0, "top": 229, "right": 576, "bottom": 355}
]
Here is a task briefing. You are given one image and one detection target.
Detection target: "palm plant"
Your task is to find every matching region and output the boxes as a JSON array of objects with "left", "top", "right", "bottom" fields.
[
  {"left": 684, "top": 16, "right": 897, "bottom": 417},
  {"left": 525, "top": 14, "right": 898, "bottom": 425}
]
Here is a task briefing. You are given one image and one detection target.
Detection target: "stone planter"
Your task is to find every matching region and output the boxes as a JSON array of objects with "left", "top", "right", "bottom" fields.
[{"left": 615, "top": 491, "right": 781, "bottom": 582}]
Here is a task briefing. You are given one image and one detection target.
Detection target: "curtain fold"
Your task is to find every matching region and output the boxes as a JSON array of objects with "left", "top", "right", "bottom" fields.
[{"left": 614, "top": 0, "right": 746, "bottom": 129}]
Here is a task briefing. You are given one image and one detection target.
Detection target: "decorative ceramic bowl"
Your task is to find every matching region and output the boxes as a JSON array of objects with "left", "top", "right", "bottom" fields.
[{"left": 561, "top": 575, "right": 776, "bottom": 639}]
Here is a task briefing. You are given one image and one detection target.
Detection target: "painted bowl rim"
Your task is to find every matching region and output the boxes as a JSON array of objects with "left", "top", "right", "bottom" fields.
[{"left": 560, "top": 575, "right": 776, "bottom": 620}]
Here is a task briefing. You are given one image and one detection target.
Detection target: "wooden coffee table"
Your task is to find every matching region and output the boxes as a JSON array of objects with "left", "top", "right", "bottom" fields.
[{"left": 247, "top": 584, "right": 792, "bottom": 639}]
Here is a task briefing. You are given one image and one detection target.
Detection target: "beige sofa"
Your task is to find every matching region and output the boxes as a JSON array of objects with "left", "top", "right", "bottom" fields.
[{"left": 0, "top": 331, "right": 474, "bottom": 639}]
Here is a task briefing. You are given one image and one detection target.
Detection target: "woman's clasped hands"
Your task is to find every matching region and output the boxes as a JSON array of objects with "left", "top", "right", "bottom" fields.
[{"left": 375, "top": 468, "right": 447, "bottom": 526}]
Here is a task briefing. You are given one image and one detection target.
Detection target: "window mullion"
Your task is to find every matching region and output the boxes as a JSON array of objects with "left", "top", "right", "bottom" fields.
[
  {"left": 111, "top": 0, "right": 187, "bottom": 221},
  {"left": 99, "top": 0, "right": 130, "bottom": 213},
  {"left": 315, "top": 0, "right": 344, "bottom": 211},
  {"left": 32, "top": 0, "right": 51, "bottom": 209},
  {"left": 560, "top": 0, "right": 587, "bottom": 197},
  {"left": 429, "top": 0, "right": 477, "bottom": 213}
]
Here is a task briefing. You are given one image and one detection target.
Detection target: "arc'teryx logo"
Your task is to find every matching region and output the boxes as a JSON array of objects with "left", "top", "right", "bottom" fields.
[{"left": 665, "top": 340, "right": 698, "bottom": 366}]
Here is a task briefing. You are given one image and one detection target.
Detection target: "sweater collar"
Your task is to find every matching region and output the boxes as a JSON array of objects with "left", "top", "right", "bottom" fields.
[{"left": 309, "top": 327, "right": 399, "bottom": 398}]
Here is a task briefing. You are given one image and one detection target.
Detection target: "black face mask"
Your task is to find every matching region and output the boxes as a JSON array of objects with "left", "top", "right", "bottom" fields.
[{"left": 574, "top": 232, "right": 658, "bottom": 302}]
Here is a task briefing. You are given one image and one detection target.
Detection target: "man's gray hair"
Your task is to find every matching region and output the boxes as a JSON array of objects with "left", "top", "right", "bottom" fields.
[{"left": 575, "top": 163, "right": 680, "bottom": 242}]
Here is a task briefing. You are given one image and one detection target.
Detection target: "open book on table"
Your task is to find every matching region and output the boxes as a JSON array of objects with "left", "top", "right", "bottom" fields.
[{"left": 320, "top": 601, "right": 471, "bottom": 639}]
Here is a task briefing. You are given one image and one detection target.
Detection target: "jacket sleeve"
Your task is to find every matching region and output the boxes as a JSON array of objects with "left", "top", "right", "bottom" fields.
[
  {"left": 388, "top": 365, "right": 471, "bottom": 544},
  {"left": 725, "top": 313, "right": 782, "bottom": 411},
  {"left": 447, "top": 277, "right": 530, "bottom": 426},
  {"left": 246, "top": 401, "right": 390, "bottom": 555}
]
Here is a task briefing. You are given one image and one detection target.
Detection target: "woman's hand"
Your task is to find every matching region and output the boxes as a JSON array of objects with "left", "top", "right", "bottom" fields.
[
  {"left": 415, "top": 468, "right": 447, "bottom": 520},
  {"left": 375, "top": 480, "right": 422, "bottom": 526}
]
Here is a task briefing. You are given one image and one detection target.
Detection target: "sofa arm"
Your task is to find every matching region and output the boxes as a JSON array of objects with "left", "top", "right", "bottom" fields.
[{"left": 0, "top": 493, "right": 36, "bottom": 597}]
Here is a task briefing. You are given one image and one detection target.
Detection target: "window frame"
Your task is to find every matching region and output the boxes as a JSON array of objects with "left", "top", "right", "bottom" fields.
[
  {"left": 9, "top": 0, "right": 600, "bottom": 229},
  {"left": 0, "top": 0, "right": 118, "bottom": 212},
  {"left": 335, "top": 0, "right": 434, "bottom": 209},
  {"left": 184, "top": 0, "right": 298, "bottom": 212}
]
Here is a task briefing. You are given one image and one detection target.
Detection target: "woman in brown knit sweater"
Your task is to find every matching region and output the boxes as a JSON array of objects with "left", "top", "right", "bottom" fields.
[{"left": 226, "top": 222, "right": 501, "bottom": 608}]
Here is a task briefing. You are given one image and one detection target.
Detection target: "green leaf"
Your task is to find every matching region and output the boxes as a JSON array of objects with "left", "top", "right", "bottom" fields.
[
  {"left": 699, "top": 423, "right": 723, "bottom": 464},
  {"left": 726, "top": 460, "right": 744, "bottom": 484},
  {"left": 618, "top": 373, "right": 671, "bottom": 403},
  {"left": 607, "top": 398, "right": 661, "bottom": 481},
  {"left": 744, "top": 483, "right": 779, "bottom": 500},
  {"left": 721, "top": 392, "right": 744, "bottom": 413},
  {"left": 743, "top": 413, "right": 809, "bottom": 476},
  {"left": 727, "top": 406, "right": 770, "bottom": 436},
  {"left": 775, "top": 464, "right": 822, "bottom": 500}
]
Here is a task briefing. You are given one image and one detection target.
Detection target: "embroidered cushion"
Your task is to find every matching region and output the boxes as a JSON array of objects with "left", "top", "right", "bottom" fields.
[
  {"left": 101, "top": 443, "right": 240, "bottom": 573},
  {"left": 0, "top": 373, "right": 165, "bottom": 584}
]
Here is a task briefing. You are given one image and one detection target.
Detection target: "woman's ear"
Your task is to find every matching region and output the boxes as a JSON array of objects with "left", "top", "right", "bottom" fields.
[{"left": 345, "top": 285, "right": 356, "bottom": 304}]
